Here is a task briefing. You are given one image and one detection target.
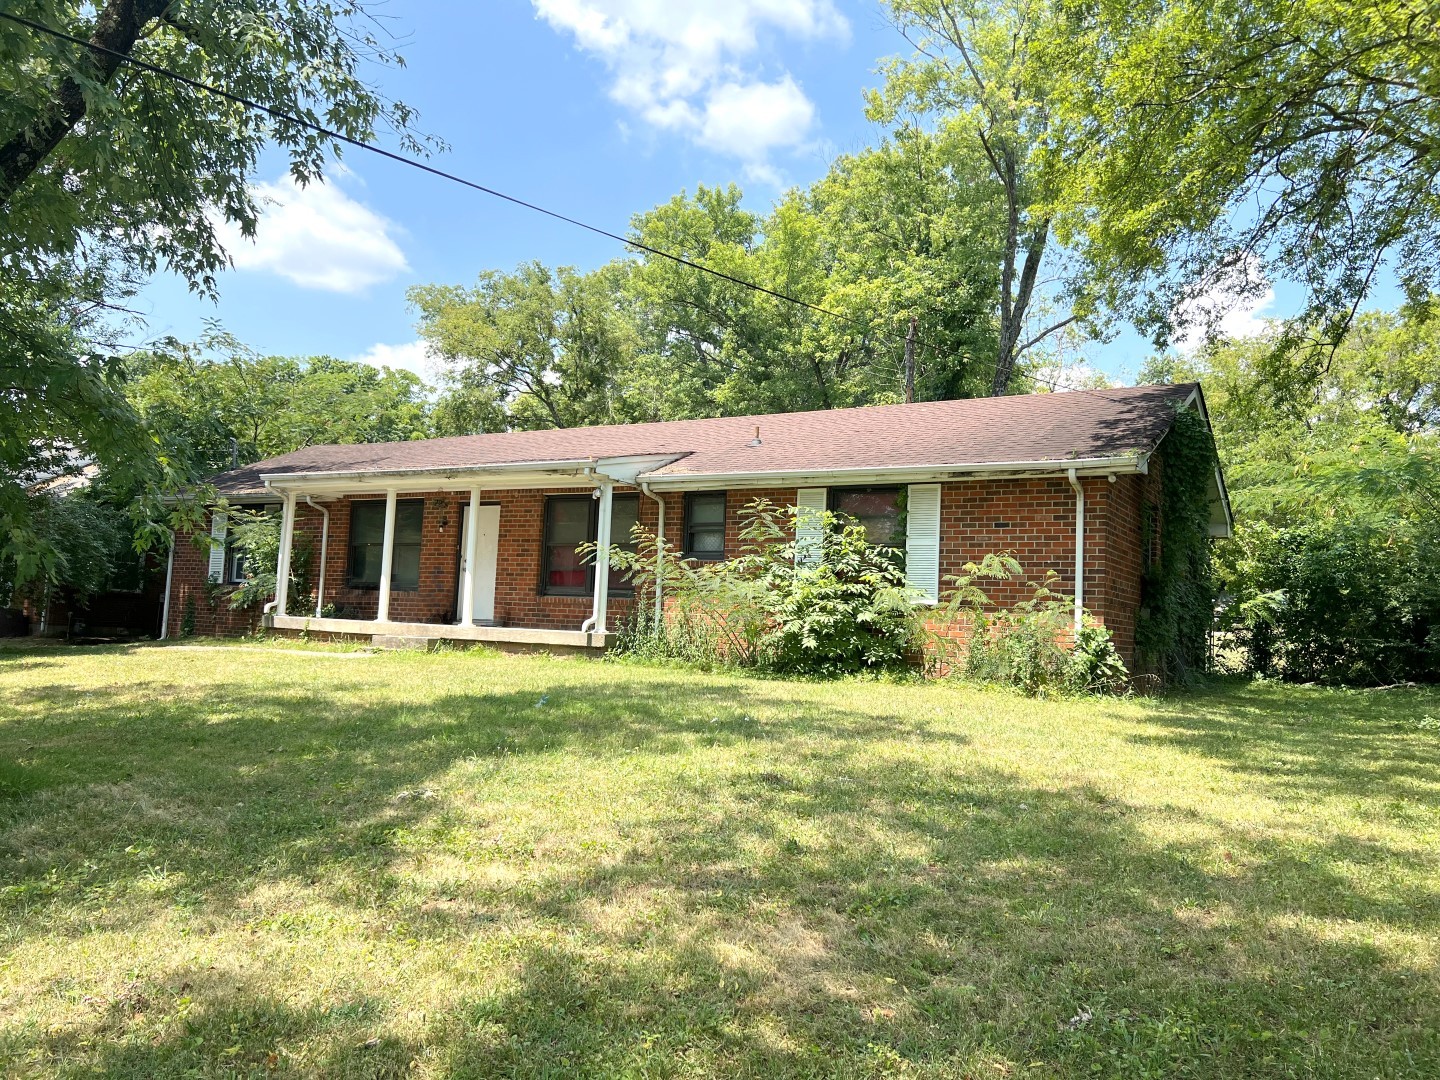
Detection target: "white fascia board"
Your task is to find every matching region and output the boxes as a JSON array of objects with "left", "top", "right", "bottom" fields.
[
  {"left": 257, "top": 454, "right": 687, "bottom": 495},
  {"left": 259, "top": 458, "right": 600, "bottom": 493},
  {"left": 636, "top": 454, "right": 1150, "bottom": 491}
]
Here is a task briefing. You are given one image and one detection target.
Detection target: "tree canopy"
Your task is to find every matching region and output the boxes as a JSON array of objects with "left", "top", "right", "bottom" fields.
[
  {"left": 1050, "top": 0, "right": 1440, "bottom": 350},
  {"left": 1, "top": 0, "right": 426, "bottom": 584},
  {"left": 1143, "top": 305, "right": 1440, "bottom": 683}
]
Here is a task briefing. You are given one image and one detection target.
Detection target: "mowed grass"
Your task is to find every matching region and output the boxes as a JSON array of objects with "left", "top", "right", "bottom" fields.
[{"left": 1, "top": 643, "right": 1438, "bottom": 1078}]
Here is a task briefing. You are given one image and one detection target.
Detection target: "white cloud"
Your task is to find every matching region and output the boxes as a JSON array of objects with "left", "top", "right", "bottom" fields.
[
  {"left": 346, "top": 340, "right": 438, "bottom": 380},
  {"left": 533, "top": 0, "right": 845, "bottom": 180},
  {"left": 216, "top": 173, "right": 409, "bottom": 293},
  {"left": 1175, "top": 257, "right": 1277, "bottom": 351}
]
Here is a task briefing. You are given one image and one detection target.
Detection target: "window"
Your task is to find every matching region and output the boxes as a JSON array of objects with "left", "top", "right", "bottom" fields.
[
  {"left": 683, "top": 492, "right": 727, "bottom": 560},
  {"left": 607, "top": 495, "right": 640, "bottom": 594},
  {"left": 830, "top": 487, "right": 906, "bottom": 548},
  {"left": 226, "top": 504, "right": 279, "bottom": 584},
  {"left": 347, "top": 499, "right": 424, "bottom": 590},
  {"left": 542, "top": 494, "right": 641, "bottom": 596},
  {"left": 542, "top": 496, "right": 592, "bottom": 595}
]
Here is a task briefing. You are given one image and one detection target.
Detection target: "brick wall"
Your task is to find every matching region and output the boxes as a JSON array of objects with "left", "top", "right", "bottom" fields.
[{"left": 164, "top": 478, "right": 1153, "bottom": 666}]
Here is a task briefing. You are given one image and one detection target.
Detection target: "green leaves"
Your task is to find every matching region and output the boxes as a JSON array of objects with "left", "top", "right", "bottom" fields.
[
  {"left": 2, "top": 1, "right": 430, "bottom": 582},
  {"left": 1050, "top": 0, "right": 1440, "bottom": 346}
]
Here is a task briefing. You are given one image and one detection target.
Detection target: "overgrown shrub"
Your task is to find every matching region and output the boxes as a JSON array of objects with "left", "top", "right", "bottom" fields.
[
  {"left": 1136, "top": 407, "right": 1219, "bottom": 683},
  {"left": 0, "top": 490, "right": 132, "bottom": 611},
  {"left": 1221, "top": 518, "right": 1440, "bottom": 685},
  {"left": 224, "top": 506, "right": 314, "bottom": 615},
  {"left": 938, "top": 554, "right": 1129, "bottom": 696},
  {"left": 603, "top": 499, "right": 926, "bottom": 676}
]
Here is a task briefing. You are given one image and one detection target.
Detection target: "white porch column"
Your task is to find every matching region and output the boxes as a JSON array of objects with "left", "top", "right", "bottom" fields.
[
  {"left": 274, "top": 493, "right": 297, "bottom": 616},
  {"left": 591, "top": 481, "right": 614, "bottom": 635},
  {"left": 376, "top": 488, "right": 398, "bottom": 623},
  {"left": 461, "top": 486, "right": 481, "bottom": 624}
]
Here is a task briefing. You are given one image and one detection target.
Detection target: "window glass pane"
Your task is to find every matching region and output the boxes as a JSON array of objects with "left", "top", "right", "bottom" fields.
[
  {"left": 691, "top": 528, "right": 724, "bottom": 553},
  {"left": 391, "top": 544, "right": 421, "bottom": 590},
  {"left": 610, "top": 497, "right": 639, "bottom": 551},
  {"left": 547, "top": 544, "right": 587, "bottom": 589},
  {"left": 395, "top": 500, "right": 424, "bottom": 545},
  {"left": 548, "top": 499, "right": 590, "bottom": 544},
  {"left": 351, "top": 502, "right": 385, "bottom": 544},
  {"left": 351, "top": 544, "right": 380, "bottom": 586},
  {"left": 689, "top": 494, "right": 725, "bottom": 524},
  {"left": 834, "top": 488, "right": 904, "bottom": 546},
  {"left": 606, "top": 496, "right": 640, "bottom": 592}
]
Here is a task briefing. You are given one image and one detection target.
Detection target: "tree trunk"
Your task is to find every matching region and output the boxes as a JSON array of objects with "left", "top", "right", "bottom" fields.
[{"left": 0, "top": 0, "right": 172, "bottom": 206}]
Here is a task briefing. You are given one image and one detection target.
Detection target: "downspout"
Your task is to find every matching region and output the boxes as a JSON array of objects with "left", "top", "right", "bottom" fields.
[
  {"left": 159, "top": 531, "right": 176, "bottom": 639},
  {"left": 591, "top": 481, "right": 614, "bottom": 635},
  {"left": 304, "top": 496, "right": 329, "bottom": 618},
  {"left": 640, "top": 482, "right": 664, "bottom": 628},
  {"left": 1066, "top": 467, "right": 1085, "bottom": 634},
  {"left": 580, "top": 467, "right": 600, "bottom": 633}
]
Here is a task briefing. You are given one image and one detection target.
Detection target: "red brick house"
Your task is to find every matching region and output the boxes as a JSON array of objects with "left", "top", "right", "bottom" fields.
[{"left": 161, "top": 384, "right": 1231, "bottom": 665}]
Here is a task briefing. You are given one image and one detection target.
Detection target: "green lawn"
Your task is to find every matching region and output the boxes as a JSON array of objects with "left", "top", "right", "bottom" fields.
[{"left": 1, "top": 643, "right": 1437, "bottom": 1078}]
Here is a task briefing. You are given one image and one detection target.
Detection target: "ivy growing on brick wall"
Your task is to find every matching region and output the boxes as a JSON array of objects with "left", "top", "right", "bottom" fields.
[{"left": 1136, "top": 407, "right": 1220, "bottom": 682}]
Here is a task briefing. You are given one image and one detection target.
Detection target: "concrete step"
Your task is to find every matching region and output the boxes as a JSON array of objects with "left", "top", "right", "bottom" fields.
[{"left": 371, "top": 634, "right": 432, "bottom": 651}]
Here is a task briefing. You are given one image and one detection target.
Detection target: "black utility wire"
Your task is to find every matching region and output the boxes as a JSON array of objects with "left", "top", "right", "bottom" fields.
[{"left": 1, "top": 9, "right": 1081, "bottom": 393}]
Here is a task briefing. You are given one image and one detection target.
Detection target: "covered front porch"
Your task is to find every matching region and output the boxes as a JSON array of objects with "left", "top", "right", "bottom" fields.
[{"left": 256, "top": 455, "right": 681, "bottom": 651}]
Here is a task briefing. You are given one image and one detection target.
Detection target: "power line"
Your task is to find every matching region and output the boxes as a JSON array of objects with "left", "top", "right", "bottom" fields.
[{"left": 1, "top": 9, "right": 1084, "bottom": 395}]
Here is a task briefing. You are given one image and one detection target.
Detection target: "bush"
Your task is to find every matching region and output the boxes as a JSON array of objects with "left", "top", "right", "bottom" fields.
[
  {"left": 602, "top": 499, "right": 927, "bottom": 676},
  {"left": 1221, "top": 518, "right": 1440, "bottom": 685},
  {"left": 938, "top": 554, "right": 1129, "bottom": 696},
  {"left": 224, "top": 506, "right": 314, "bottom": 615}
]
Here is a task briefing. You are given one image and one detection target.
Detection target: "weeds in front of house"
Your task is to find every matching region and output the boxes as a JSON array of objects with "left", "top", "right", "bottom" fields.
[
  {"left": 604, "top": 505, "right": 1127, "bottom": 695},
  {"left": 600, "top": 499, "right": 925, "bottom": 677},
  {"left": 937, "top": 554, "right": 1130, "bottom": 696}
]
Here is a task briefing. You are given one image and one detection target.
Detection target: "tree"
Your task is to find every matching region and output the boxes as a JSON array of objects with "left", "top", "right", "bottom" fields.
[
  {"left": 1142, "top": 305, "right": 1440, "bottom": 683},
  {"left": 1, "top": 0, "right": 426, "bottom": 584},
  {"left": 411, "top": 262, "right": 640, "bottom": 431},
  {"left": 124, "top": 334, "right": 434, "bottom": 478},
  {"left": 874, "top": 0, "right": 1091, "bottom": 395},
  {"left": 1052, "top": 0, "right": 1440, "bottom": 352}
]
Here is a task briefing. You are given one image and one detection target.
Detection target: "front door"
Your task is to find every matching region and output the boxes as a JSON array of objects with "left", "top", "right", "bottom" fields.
[{"left": 456, "top": 504, "right": 500, "bottom": 624}]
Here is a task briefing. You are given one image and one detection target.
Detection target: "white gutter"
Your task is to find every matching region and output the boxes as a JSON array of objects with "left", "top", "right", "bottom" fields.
[
  {"left": 640, "top": 482, "right": 665, "bottom": 628},
  {"left": 259, "top": 457, "right": 609, "bottom": 489},
  {"left": 639, "top": 454, "right": 1149, "bottom": 491},
  {"left": 159, "top": 530, "right": 176, "bottom": 639},
  {"left": 304, "top": 496, "right": 330, "bottom": 618},
  {"left": 1066, "top": 468, "right": 1085, "bottom": 633}
]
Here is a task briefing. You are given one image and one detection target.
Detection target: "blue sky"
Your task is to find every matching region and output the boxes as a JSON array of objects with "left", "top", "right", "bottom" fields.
[{"left": 134, "top": 1, "right": 1336, "bottom": 385}]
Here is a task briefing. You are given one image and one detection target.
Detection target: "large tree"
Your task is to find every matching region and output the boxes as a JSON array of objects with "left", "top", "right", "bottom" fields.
[
  {"left": 1, "top": 0, "right": 426, "bottom": 582},
  {"left": 874, "top": 0, "right": 1091, "bottom": 395},
  {"left": 1052, "top": 0, "right": 1440, "bottom": 352},
  {"left": 411, "top": 262, "right": 641, "bottom": 431},
  {"left": 125, "top": 334, "right": 434, "bottom": 477}
]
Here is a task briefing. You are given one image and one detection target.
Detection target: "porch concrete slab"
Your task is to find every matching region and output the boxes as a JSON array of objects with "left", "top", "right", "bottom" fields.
[{"left": 267, "top": 615, "right": 609, "bottom": 651}]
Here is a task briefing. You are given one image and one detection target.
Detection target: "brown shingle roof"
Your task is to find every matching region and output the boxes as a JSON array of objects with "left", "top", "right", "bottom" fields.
[{"left": 212, "top": 383, "right": 1199, "bottom": 496}]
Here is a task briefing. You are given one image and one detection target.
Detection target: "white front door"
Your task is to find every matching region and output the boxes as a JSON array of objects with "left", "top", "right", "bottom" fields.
[{"left": 457, "top": 504, "right": 500, "bottom": 624}]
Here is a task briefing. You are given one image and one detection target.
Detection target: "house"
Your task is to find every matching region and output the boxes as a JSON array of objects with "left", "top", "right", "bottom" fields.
[{"left": 160, "top": 383, "right": 1231, "bottom": 666}]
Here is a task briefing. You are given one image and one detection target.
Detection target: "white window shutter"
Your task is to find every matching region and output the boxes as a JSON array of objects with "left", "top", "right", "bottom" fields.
[
  {"left": 794, "top": 488, "right": 827, "bottom": 566},
  {"left": 207, "top": 510, "right": 228, "bottom": 583},
  {"left": 905, "top": 484, "right": 942, "bottom": 603}
]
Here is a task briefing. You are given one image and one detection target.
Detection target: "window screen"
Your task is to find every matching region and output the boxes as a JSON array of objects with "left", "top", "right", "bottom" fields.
[{"left": 683, "top": 492, "right": 726, "bottom": 559}]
